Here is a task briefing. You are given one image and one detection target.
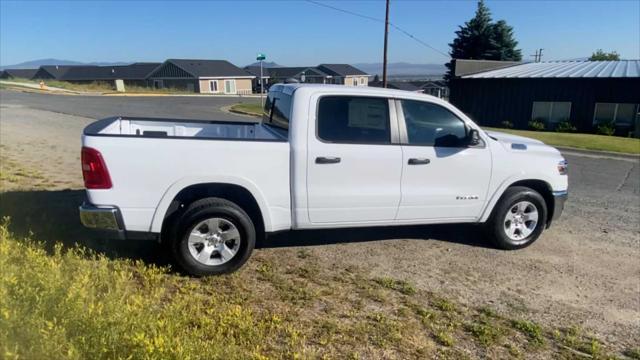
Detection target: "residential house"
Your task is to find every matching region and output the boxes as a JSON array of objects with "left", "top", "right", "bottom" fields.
[
  {"left": 449, "top": 59, "right": 640, "bottom": 136},
  {"left": 0, "top": 68, "right": 39, "bottom": 80},
  {"left": 32, "top": 65, "right": 77, "bottom": 80},
  {"left": 243, "top": 66, "right": 271, "bottom": 92},
  {"left": 369, "top": 81, "right": 422, "bottom": 92},
  {"left": 412, "top": 80, "right": 449, "bottom": 99},
  {"left": 317, "top": 64, "right": 370, "bottom": 86},
  {"left": 147, "top": 59, "right": 254, "bottom": 94},
  {"left": 266, "top": 67, "right": 331, "bottom": 84}
]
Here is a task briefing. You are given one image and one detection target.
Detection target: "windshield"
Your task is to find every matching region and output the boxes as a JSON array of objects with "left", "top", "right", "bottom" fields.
[{"left": 262, "top": 91, "right": 292, "bottom": 130}]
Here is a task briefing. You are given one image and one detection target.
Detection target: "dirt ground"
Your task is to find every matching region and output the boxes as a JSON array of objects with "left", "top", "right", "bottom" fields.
[{"left": 0, "top": 101, "right": 638, "bottom": 355}]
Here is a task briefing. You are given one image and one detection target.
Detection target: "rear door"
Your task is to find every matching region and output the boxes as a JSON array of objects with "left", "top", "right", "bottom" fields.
[
  {"left": 396, "top": 99, "right": 492, "bottom": 221},
  {"left": 306, "top": 95, "right": 402, "bottom": 223}
]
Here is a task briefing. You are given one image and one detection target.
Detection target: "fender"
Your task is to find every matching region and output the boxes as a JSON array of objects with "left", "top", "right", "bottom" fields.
[
  {"left": 149, "top": 175, "right": 274, "bottom": 233},
  {"left": 479, "top": 173, "right": 554, "bottom": 223}
]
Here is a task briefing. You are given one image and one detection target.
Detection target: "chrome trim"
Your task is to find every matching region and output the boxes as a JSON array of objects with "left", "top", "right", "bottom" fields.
[
  {"left": 79, "top": 203, "right": 124, "bottom": 231},
  {"left": 549, "top": 190, "right": 568, "bottom": 225}
]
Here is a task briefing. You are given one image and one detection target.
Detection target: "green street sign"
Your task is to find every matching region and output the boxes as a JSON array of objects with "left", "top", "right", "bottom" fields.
[{"left": 256, "top": 53, "right": 266, "bottom": 61}]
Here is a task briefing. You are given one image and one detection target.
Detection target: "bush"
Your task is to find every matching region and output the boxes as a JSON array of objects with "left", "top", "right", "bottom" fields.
[
  {"left": 500, "top": 120, "right": 514, "bottom": 129},
  {"left": 0, "top": 220, "right": 299, "bottom": 359},
  {"left": 597, "top": 121, "right": 616, "bottom": 136},
  {"left": 528, "top": 120, "right": 545, "bottom": 131},
  {"left": 555, "top": 121, "right": 577, "bottom": 133}
]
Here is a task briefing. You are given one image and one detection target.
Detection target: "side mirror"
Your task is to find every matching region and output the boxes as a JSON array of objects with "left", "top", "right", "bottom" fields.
[{"left": 467, "top": 128, "right": 481, "bottom": 146}]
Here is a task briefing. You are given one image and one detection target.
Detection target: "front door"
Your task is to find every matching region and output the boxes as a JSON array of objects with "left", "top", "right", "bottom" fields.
[
  {"left": 396, "top": 99, "right": 491, "bottom": 221},
  {"left": 306, "top": 95, "right": 402, "bottom": 223}
]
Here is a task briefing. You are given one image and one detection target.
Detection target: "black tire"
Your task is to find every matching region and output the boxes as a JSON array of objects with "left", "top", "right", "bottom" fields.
[
  {"left": 486, "top": 186, "right": 547, "bottom": 250},
  {"left": 169, "top": 197, "right": 256, "bottom": 276}
]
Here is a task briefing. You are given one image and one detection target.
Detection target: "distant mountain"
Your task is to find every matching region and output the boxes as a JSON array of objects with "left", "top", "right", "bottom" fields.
[
  {"left": 0, "top": 58, "right": 130, "bottom": 70},
  {"left": 353, "top": 62, "right": 446, "bottom": 76},
  {"left": 245, "top": 61, "right": 283, "bottom": 68}
]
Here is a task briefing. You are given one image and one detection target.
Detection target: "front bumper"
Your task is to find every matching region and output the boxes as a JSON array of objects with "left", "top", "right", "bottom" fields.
[
  {"left": 79, "top": 202, "right": 124, "bottom": 232},
  {"left": 549, "top": 190, "right": 568, "bottom": 225}
]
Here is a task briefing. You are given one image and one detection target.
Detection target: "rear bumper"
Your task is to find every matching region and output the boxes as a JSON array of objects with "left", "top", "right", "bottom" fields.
[
  {"left": 79, "top": 203, "right": 124, "bottom": 231},
  {"left": 549, "top": 190, "right": 568, "bottom": 226},
  {"left": 79, "top": 202, "right": 158, "bottom": 241}
]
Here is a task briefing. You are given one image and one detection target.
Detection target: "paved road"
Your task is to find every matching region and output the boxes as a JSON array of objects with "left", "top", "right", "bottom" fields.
[{"left": 0, "top": 89, "right": 259, "bottom": 121}]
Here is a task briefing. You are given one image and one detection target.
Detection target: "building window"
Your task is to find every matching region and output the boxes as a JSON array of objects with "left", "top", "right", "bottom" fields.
[
  {"left": 593, "top": 103, "right": 638, "bottom": 128},
  {"left": 153, "top": 80, "right": 164, "bottom": 89},
  {"left": 224, "top": 79, "right": 236, "bottom": 94},
  {"left": 209, "top": 80, "right": 218, "bottom": 93},
  {"left": 531, "top": 102, "right": 571, "bottom": 126},
  {"left": 359, "top": 77, "right": 365, "bottom": 85}
]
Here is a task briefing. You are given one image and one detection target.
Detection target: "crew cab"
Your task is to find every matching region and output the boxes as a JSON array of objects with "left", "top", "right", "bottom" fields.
[{"left": 80, "top": 84, "right": 568, "bottom": 276}]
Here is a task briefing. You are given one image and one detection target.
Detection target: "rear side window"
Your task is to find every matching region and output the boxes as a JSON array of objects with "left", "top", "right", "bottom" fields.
[
  {"left": 317, "top": 96, "right": 390, "bottom": 144},
  {"left": 401, "top": 100, "right": 467, "bottom": 147},
  {"left": 263, "top": 91, "right": 292, "bottom": 130}
]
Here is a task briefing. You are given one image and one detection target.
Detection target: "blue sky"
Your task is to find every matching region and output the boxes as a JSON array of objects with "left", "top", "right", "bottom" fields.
[{"left": 1, "top": 0, "right": 638, "bottom": 66}]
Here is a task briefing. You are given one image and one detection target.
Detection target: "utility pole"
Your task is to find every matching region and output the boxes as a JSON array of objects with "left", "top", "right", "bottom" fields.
[
  {"left": 530, "top": 48, "right": 544, "bottom": 62},
  {"left": 382, "top": 0, "right": 390, "bottom": 88}
]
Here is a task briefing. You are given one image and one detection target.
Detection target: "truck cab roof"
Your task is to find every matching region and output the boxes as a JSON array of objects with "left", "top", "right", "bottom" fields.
[{"left": 269, "top": 83, "right": 446, "bottom": 103}]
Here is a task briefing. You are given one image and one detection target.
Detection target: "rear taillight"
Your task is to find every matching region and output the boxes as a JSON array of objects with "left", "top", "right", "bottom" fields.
[{"left": 81, "top": 147, "right": 112, "bottom": 189}]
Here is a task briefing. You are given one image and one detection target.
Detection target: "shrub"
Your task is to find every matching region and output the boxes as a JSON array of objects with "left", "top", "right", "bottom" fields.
[
  {"left": 555, "top": 121, "right": 577, "bottom": 133},
  {"left": 528, "top": 120, "right": 545, "bottom": 131},
  {"left": 0, "top": 220, "right": 300, "bottom": 359},
  {"left": 597, "top": 121, "right": 616, "bottom": 136},
  {"left": 500, "top": 120, "right": 513, "bottom": 129}
]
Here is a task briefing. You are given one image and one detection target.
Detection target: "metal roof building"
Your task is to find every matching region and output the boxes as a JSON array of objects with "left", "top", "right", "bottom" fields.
[
  {"left": 449, "top": 60, "right": 640, "bottom": 137},
  {"left": 461, "top": 60, "right": 640, "bottom": 79}
]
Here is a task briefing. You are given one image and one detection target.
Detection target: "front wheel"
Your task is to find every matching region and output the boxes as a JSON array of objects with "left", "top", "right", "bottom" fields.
[
  {"left": 487, "top": 186, "right": 547, "bottom": 250},
  {"left": 170, "top": 197, "right": 256, "bottom": 276}
]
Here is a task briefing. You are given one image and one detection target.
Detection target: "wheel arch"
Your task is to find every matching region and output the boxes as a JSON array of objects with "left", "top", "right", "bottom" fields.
[
  {"left": 481, "top": 178, "right": 555, "bottom": 226},
  {"left": 151, "top": 178, "right": 271, "bottom": 237}
]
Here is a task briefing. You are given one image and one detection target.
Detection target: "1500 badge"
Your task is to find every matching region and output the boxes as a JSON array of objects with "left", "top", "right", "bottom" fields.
[{"left": 456, "top": 195, "right": 479, "bottom": 200}]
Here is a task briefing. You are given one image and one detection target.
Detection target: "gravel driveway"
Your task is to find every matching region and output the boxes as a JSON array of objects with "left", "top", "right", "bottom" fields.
[{"left": 1, "top": 90, "right": 638, "bottom": 352}]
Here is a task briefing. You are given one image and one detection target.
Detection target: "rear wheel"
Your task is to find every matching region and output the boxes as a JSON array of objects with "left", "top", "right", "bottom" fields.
[
  {"left": 170, "top": 197, "right": 255, "bottom": 276},
  {"left": 487, "top": 186, "right": 547, "bottom": 250}
]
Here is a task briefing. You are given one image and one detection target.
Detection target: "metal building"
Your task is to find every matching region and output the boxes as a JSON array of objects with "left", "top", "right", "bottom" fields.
[{"left": 449, "top": 60, "right": 640, "bottom": 137}]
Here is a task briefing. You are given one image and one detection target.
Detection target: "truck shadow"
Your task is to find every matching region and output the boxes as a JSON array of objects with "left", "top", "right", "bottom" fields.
[
  {"left": 0, "top": 189, "right": 164, "bottom": 263},
  {"left": 260, "top": 223, "right": 489, "bottom": 249},
  {"left": 0, "top": 190, "right": 492, "bottom": 265}
]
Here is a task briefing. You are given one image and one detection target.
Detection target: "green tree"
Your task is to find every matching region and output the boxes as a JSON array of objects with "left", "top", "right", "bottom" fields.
[
  {"left": 445, "top": 0, "right": 522, "bottom": 82},
  {"left": 589, "top": 49, "right": 620, "bottom": 61}
]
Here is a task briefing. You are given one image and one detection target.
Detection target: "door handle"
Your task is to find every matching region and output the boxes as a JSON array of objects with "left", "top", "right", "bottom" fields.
[
  {"left": 316, "top": 156, "right": 341, "bottom": 164},
  {"left": 408, "top": 158, "right": 430, "bottom": 165}
]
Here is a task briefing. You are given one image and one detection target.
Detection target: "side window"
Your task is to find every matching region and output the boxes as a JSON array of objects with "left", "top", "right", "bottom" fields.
[
  {"left": 401, "top": 100, "right": 467, "bottom": 147},
  {"left": 318, "top": 96, "right": 390, "bottom": 144}
]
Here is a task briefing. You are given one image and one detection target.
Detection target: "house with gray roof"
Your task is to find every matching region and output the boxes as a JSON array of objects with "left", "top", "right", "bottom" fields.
[
  {"left": 0, "top": 68, "right": 39, "bottom": 80},
  {"left": 449, "top": 59, "right": 640, "bottom": 136},
  {"left": 148, "top": 59, "right": 254, "bottom": 94},
  {"left": 317, "top": 64, "right": 370, "bottom": 86}
]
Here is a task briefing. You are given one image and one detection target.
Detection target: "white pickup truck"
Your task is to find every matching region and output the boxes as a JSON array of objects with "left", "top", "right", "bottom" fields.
[{"left": 80, "top": 84, "right": 568, "bottom": 275}]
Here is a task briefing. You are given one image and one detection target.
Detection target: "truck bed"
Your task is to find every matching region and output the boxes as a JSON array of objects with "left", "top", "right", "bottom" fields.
[{"left": 84, "top": 116, "right": 287, "bottom": 141}]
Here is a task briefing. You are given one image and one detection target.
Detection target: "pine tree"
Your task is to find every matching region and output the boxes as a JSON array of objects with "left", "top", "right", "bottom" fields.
[{"left": 445, "top": 0, "right": 522, "bottom": 82}]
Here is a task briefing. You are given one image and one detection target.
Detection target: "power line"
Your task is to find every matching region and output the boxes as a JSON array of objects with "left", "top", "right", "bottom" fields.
[{"left": 306, "top": 0, "right": 450, "bottom": 59}]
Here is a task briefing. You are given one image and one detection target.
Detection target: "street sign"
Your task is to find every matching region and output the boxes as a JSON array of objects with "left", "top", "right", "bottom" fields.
[{"left": 256, "top": 53, "right": 266, "bottom": 61}]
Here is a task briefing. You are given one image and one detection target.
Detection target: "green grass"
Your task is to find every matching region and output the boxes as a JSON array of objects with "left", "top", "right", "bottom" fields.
[
  {"left": 485, "top": 127, "right": 640, "bottom": 154},
  {"left": 230, "top": 103, "right": 263, "bottom": 117},
  {"left": 0, "top": 220, "right": 626, "bottom": 359}
]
